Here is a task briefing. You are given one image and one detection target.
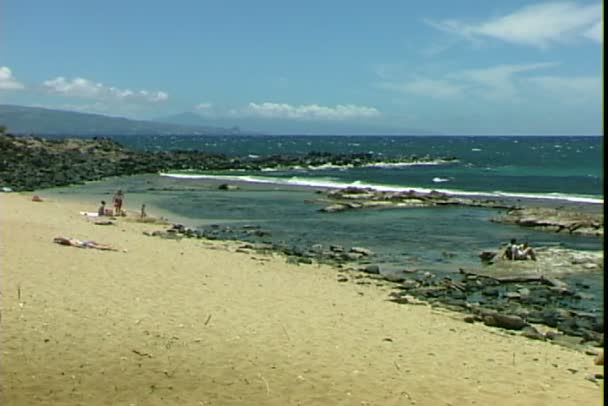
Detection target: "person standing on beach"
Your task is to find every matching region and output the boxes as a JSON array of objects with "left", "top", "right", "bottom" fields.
[{"left": 112, "top": 190, "right": 124, "bottom": 216}]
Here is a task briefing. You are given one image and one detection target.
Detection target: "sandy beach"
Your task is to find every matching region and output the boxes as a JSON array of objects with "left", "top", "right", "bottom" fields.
[{"left": 0, "top": 192, "right": 603, "bottom": 405}]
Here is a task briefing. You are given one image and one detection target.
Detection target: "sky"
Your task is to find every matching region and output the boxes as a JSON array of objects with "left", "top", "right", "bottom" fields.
[{"left": 0, "top": 1, "right": 603, "bottom": 135}]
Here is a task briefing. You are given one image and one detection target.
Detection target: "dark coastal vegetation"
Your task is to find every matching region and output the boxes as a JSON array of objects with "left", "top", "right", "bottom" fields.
[{"left": 0, "top": 132, "right": 453, "bottom": 191}]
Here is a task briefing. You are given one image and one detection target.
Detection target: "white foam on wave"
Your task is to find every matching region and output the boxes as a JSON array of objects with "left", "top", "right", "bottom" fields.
[
  {"left": 160, "top": 172, "right": 603, "bottom": 204},
  {"left": 251, "top": 159, "right": 457, "bottom": 172}
]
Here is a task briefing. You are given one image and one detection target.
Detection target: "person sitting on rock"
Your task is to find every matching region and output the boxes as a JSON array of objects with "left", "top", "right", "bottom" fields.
[
  {"left": 516, "top": 242, "right": 537, "bottom": 261},
  {"left": 502, "top": 238, "right": 519, "bottom": 260}
]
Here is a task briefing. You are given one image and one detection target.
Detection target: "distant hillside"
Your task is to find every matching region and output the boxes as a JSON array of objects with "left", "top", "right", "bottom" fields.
[
  {"left": 157, "top": 111, "right": 437, "bottom": 136},
  {"left": 0, "top": 105, "right": 245, "bottom": 136}
]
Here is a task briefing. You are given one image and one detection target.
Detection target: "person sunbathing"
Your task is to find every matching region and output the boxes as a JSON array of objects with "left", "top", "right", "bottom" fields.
[
  {"left": 516, "top": 242, "right": 537, "bottom": 261},
  {"left": 53, "top": 237, "right": 118, "bottom": 251},
  {"left": 501, "top": 239, "right": 519, "bottom": 260}
]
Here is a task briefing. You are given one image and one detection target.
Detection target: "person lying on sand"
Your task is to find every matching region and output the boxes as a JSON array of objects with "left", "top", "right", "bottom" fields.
[{"left": 53, "top": 237, "right": 118, "bottom": 251}]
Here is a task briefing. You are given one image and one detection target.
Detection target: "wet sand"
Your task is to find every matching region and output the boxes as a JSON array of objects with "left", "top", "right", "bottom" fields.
[{"left": 0, "top": 192, "right": 603, "bottom": 405}]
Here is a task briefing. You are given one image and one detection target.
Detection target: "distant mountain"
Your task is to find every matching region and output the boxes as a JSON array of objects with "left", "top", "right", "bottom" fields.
[
  {"left": 0, "top": 105, "right": 246, "bottom": 136},
  {"left": 157, "top": 111, "right": 436, "bottom": 136}
]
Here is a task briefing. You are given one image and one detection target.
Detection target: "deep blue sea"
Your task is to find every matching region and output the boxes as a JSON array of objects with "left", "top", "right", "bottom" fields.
[
  {"left": 48, "top": 135, "right": 604, "bottom": 311},
  {"left": 115, "top": 134, "right": 603, "bottom": 203}
]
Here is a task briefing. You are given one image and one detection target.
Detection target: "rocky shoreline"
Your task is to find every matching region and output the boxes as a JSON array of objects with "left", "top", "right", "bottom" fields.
[
  {"left": 0, "top": 133, "right": 455, "bottom": 192},
  {"left": 317, "top": 186, "right": 515, "bottom": 211},
  {"left": 315, "top": 187, "right": 603, "bottom": 237},
  {"left": 492, "top": 206, "right": 604, "bottom": 237},
  {"left": 2, "top": 133, "right": 603, "bottom": 350},
  {"left": 2, "top": 133, "right": 601, "bottom": 239},
  {"left": 141, "top": 222, "right": 603, "bottom": 351}
]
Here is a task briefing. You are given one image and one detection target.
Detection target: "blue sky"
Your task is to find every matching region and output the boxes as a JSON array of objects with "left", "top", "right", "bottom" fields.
[{"left": 0, "top": 1, "right": 603, "bottom": 134}]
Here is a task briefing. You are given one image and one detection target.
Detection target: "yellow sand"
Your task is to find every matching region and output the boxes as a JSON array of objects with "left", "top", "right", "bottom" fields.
[{"left": 0, "top": 193, "right": 603, "bottom": 405}]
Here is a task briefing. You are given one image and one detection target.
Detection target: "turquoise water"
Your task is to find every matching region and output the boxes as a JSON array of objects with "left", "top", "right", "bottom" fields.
[
  {"left": 112, "top": 135, "right": 603, "bottom": 202},
  {"left": 46, "top": 135, "right": 603, "bottom": 312}
]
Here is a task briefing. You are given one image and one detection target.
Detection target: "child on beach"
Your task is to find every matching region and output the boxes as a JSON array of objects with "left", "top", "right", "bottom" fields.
[{"left": 98, "top": 200, "right": 106, "bottom": 216}]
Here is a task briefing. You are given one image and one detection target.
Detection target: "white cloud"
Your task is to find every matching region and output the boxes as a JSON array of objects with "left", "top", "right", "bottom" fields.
[
  {"left": 379, "top": 62, "right": 560, "bottom": 101},
  {"left": 193, "top": 102, "right": 217, "bottom": 117},
  {"left": 427, "top": 2, "right": 603, "bottom": 47},
  {"left": 55, "top": 102, "right": 113, "bottom": 115},
  {"left": 583, "top": 20, "right": 603, "bottom": 42},
  {"left": 378, "top": 78, "right": 463, "bottom": 99},
  {"left": 244, "top": 102, "right": 381, "bottom": 120},
  {"left": 196, "top": 102, "right": 213, "bottom": 110},
  {"left": 42, "top": 77, "right": 168, "bottom": 103},
  {"left": 0, "top": 66, "right": 25, "bottom": 90},
  {"left": 452, "top": 62, "right": 559, "bottom": 100},
  {"left": 527, "top": 75, "right": 602, "bottom": 101}
]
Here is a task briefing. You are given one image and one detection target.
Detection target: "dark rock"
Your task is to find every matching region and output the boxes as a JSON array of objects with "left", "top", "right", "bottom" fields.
[
  {"left": 400, "top": 279, "right": 419, "bottom": 289},
  {"left": 504, "top": 291, "right": 521, "bottom": 300},
  {"left": 521, "top": 326, "right": 545, "bottom": 341},
  {"left": 360, "top": 265, "right": 380, "bottom": 274},
  {"left": 479, "top": 251, "right": 496, "bottom": 261},
  {"left": 350, "top": 247, "right": 375, "bottom": 256},
  {"left": 2, "top": 134, "right": 456, "bottom": 192},
  {"left": 463, "top": 315, "right": 476, "bottom": 323},
  {"left": 383, "top": 274, "right": 406, "bottom": 283},
  {"left": 482, "top": 313, "right": 527, "bottom": 330},
  {"left": 492, "top": 207, "right": 603, "bottom": 238},
  {"left": 482, "top": 287, "right": 500, "bottom": 297}
]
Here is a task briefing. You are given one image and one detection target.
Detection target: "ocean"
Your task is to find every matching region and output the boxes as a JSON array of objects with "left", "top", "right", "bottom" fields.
[{"left": 46, "top": 135, "right": 604, "bottom": 312}]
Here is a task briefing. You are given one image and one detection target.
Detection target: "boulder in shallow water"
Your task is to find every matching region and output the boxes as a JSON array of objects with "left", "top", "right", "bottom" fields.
[
  {"left": 320, "top": 203, "right": 348, "bottom": 213},
  {"left": 218, "top": 183, "right": 239, "bottom": 190},
  {"left": 479, "top": 251, "right": 496, "bottom": 262},
  {"left": 350, "top": 247, "right": 375, "bottom": 256}
]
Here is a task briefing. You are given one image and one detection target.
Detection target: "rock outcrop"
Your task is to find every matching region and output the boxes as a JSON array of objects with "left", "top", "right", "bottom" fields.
[
  {"left": 0, "top": 134, "right": 457, "bottom": 192},
  {"left": 492, "top": 207, "right": 603, "bottom": 237},
  {"left": 317, "top": 187, "right": 516, "bottom": 212}
]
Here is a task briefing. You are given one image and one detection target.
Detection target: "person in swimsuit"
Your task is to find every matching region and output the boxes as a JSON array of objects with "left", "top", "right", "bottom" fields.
[
  {"left": 97, "top": 200, "right": 106, "bottom": 216},
  {"left": 53, "top": 237, "right": 117, "bottom": 251},
  {"left": 112, "top": 190, "right": 124, "bottom": 216},
  {"left": 502, "top": 239, "right": 518, "bottom": 260}
]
